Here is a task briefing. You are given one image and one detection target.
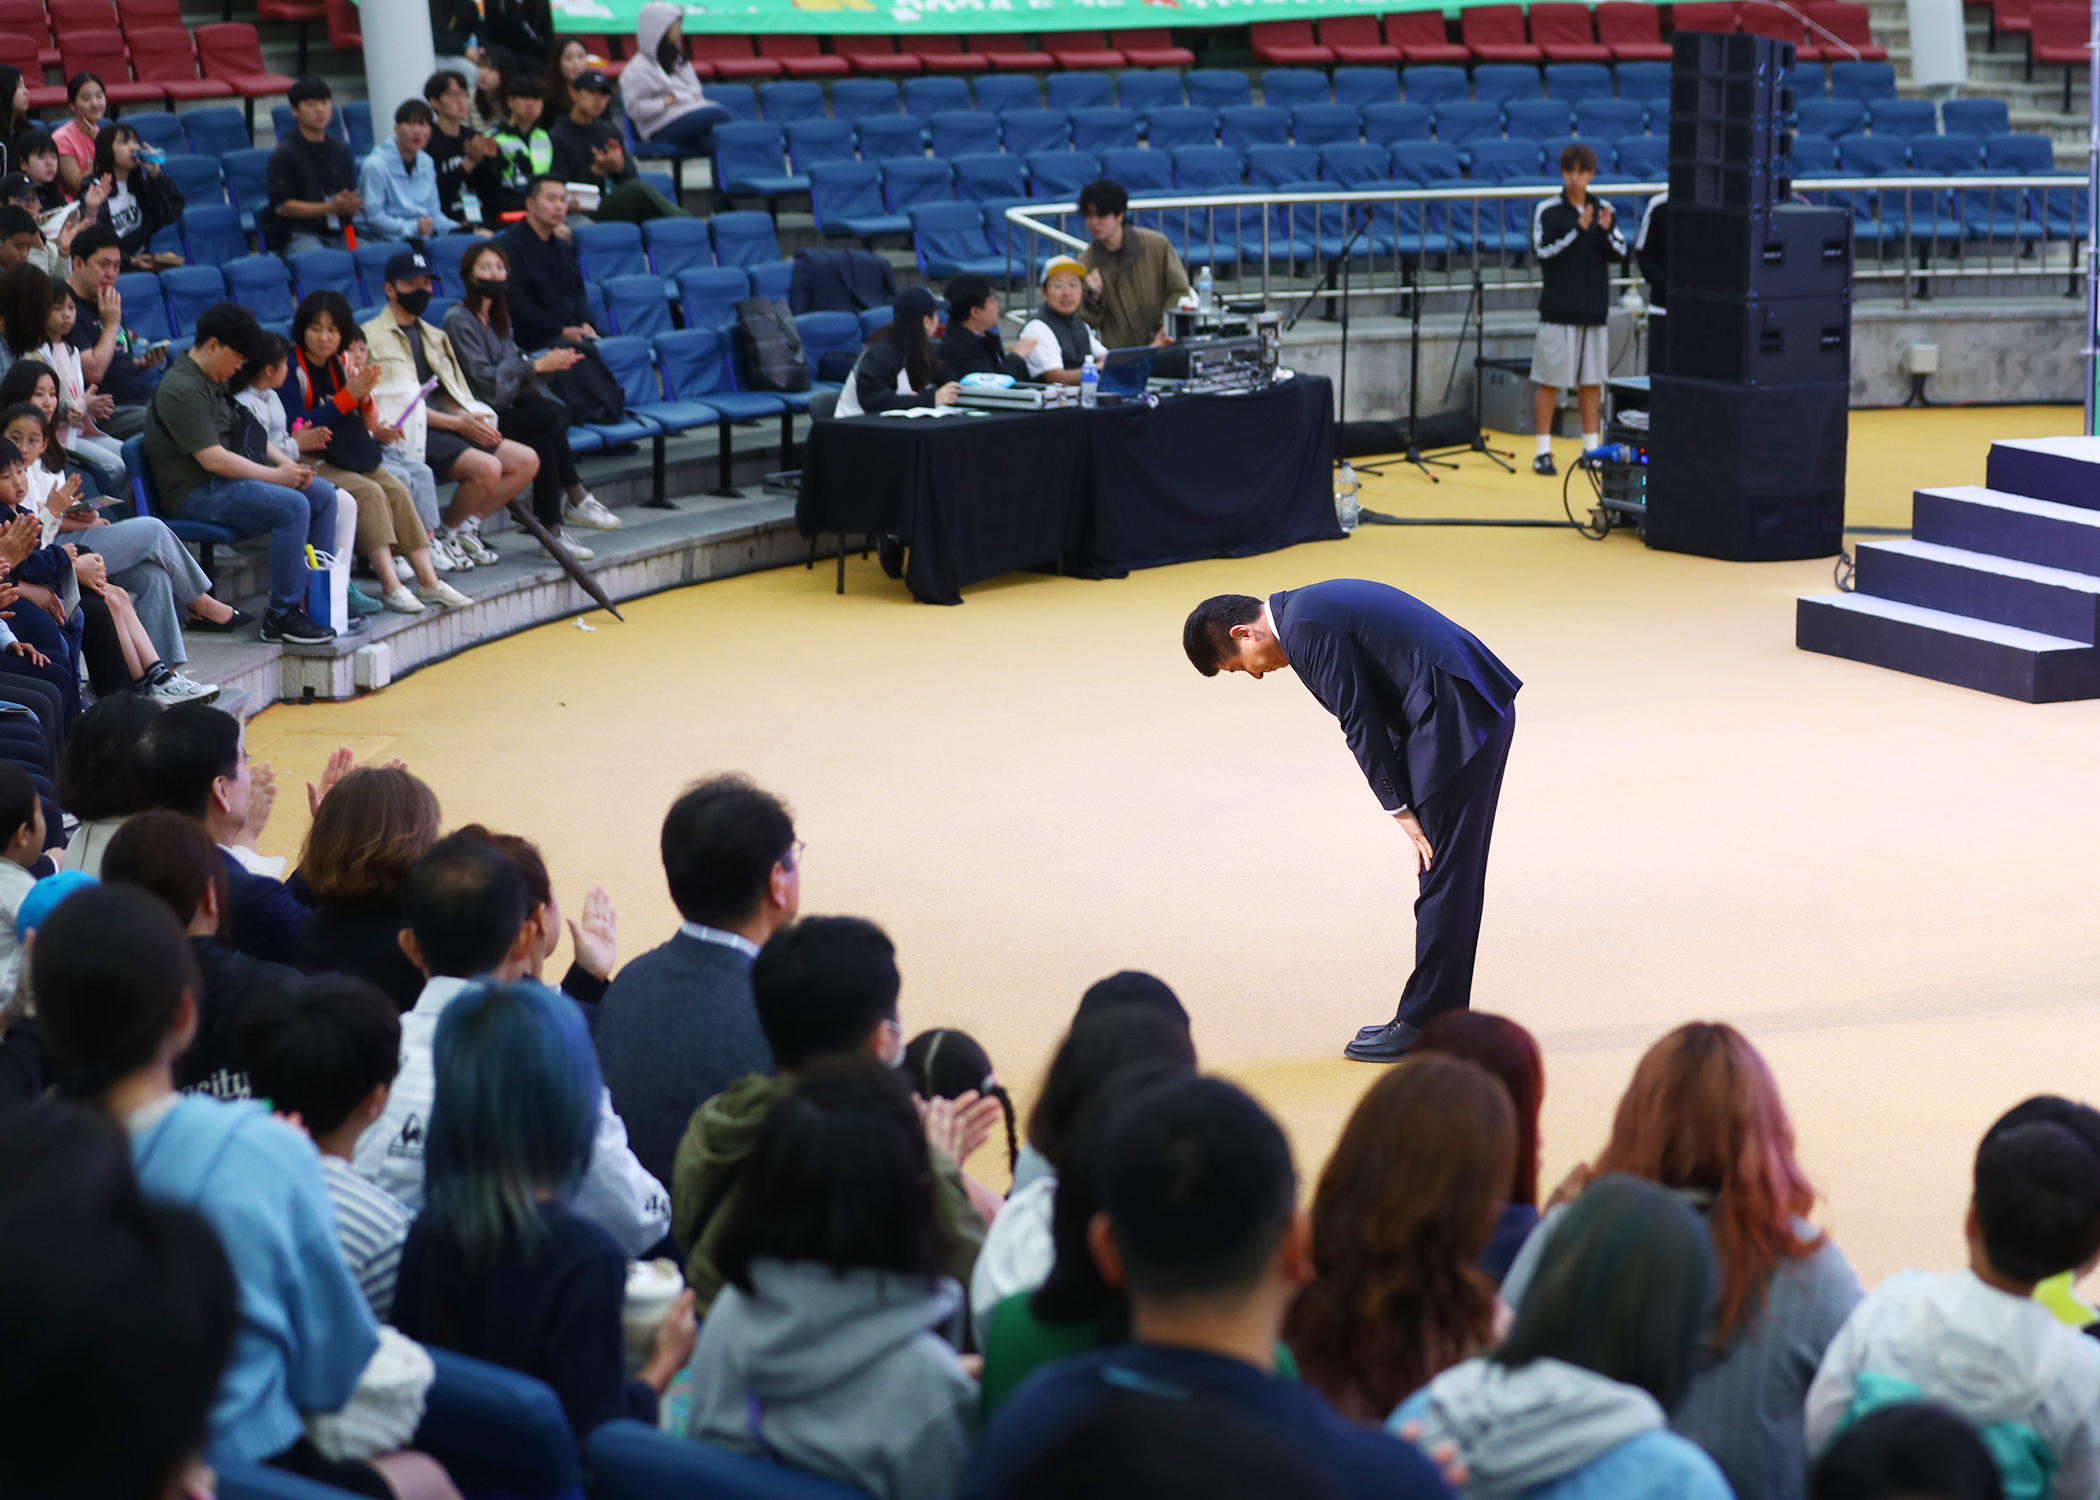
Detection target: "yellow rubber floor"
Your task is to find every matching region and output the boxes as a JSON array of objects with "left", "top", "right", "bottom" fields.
[{"left": 246, "top": 404, "right": 2097, "bottom": 1289}]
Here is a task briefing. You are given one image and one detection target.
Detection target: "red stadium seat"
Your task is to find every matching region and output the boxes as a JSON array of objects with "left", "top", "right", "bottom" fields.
[
  {"left": 0, "top": 30, "right": 62, "bottom": 104},
  {"left": 254, "top": 0, "right": 325, "bottom": 72},
  {"left": 968, "top": 33, "right": 1057, "bottom": 70},
  {"left": 1383, "top": 10, "right": 1472, "bottom": 63},
  {"left": 1987, "top": 0, "right": 2033, "bottom": 50},
  {"left": 2030, "top": 2, "right": 2089, "bottom": 106},
  {"left": 1596, "top": 1, "right": 1676, "bottom": 59},
  {"left": 1739, "top": 0, "right": 1821, "bottom": 58},
  {"left": 57, "top": 29, "right": 169, "bottom": 105},
  {"left": 1802, "top": 2, "right": 1888, "bottom": 60},
  {"left": 1112, "top": 27, "right": 1194, "bottom": 67},
  {"left": 1045, "top": 30, "right": 1128, "bottom": 67},
  {"left": 323, "top": 0, "right": 360, "bottom": 51},
  {"left": 833, "top": 35, "right": 921, "bottom": 73},
  {"left": 902, "top": 34, "right": 987, "bottom": 72},
  {"left": 47, "top": 0, "right": 119, "bottom": 36},
  {"left": 1249, "top": 19, "right": 1336, "bottom": 64},
  {"left": 114, "top": 0, "right": 184, "bottom": 29},
  {"left": 0, "top": 0, "right": 55, "bottom": 67},
  {"left": 1317, "top": 14, "right": 1401, "bottom": 62},
  {"left": 194, "top": 21, "right": 297, "bottom": 123},
  {"left": 127, "top": 26, "right": 237, "bottom": 99},
  {"left": 758, "top": 33, "right": 850, "bottom": 76},
  {"left": 1529, "top": 2, "right": 1614, "bottom": 61},
  {"left": 1461, "top": 3, "right": 1543, "bottom": 61},
  {"left": 1670, "top": 2, "right": 1741, "bottom": 33},
  {"left": 686, "top": 34, "right": 781, "bottom": 78}
]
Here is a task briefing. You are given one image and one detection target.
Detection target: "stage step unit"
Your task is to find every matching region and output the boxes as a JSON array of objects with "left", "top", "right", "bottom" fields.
[{"left": 1797, "top": 435, "right": 2100, "bottom": 702}]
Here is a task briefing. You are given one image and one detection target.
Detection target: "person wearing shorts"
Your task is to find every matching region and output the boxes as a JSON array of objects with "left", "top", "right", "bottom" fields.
[{"left": 1528, "top": 142, "right": 1625, "bottom": 477}]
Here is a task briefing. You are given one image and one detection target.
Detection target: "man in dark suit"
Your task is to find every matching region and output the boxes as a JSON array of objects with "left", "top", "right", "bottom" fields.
[
  {"left": 595, "top": 774, "right": 800, "bottom": 1191},
  {"left": 1183, "top": 581, "right": 1520, "bottom": 1062}
]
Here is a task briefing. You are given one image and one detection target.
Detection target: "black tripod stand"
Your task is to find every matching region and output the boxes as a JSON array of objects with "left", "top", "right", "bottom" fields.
[
  {"left": 1355, "top": 254, "right": 1459, "bottom": 483},
  {"left": 1427, "top": 267, "right": 1517, "bottom": 473},
  {"left": 1283, "top": 200, "right": 1379, "bottom": 422}
]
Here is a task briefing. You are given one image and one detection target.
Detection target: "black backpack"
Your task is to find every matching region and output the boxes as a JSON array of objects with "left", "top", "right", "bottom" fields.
[{"left": 734, "top": 297, "right": 810, "bottom": 394}]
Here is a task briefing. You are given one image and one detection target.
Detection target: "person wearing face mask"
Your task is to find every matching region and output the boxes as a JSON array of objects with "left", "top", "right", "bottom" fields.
[
  {"left": 1014, "top": 257, "right": 1110, "bottom": 386},
  {"left": 357, "top": 99, "right": 470, "bottom": 244},
  {"left": 442, "top": 240, "right": 615, "bottom": 558}
]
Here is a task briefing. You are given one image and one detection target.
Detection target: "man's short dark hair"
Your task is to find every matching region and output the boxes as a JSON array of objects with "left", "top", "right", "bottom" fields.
[
  {"left": 401, "top": 832, "right": 530, "bottom": 979},
  {"left": 35, "top": 884, "right": 202, "bottom": 1100},
  {"left": 1076, "top": 970, "right": 1190, "bottom": 1031},
  {"left": 101, "top": 809, "right": 227, "bottom": 929},
  {"left": 135, "top": 701, "right": 241, "bottom": 820},
  {"left": 660, "top": 774, "right": 794, "bottom": 927},
  {"left": 1974, "top": 1097, "right": 2100, "bottom": 1282},
  {"left": 525, "top": 173, "right": 565, "bottom": 201},
  {"left": 1559, "top": 141, "right": 1598, "bottom": 174},
  {"left": 1077, "top": 179, "right": 1128, "bottom": 219},
  {"left": 1182, "top": 594, "right": 1262, "bottom": 676},
  {"left": 242, "top": 978, "right": 402, "bottom": 1137},
  {"left": 1099, "top": 1075, "right": 1296, "bottom": 1301},
  {"left": 0, "top": 205, "right": 39, "bottom": 242},
  {"left": 0, "top": 763, "right": 34, "bottom": 849},
  {"left": 395, "top": 98, "right": 435, "bottom": 128},
  {"left": 751, "top": 916, "right": 899, "bottom": 1070},
  {"left": 13, "top": 130, "right": 53, "bottom": 163},
  {"left": 507, "top": 74, "right": 546, "bottom": 101},
  {"left": 286, "top": 75, "right": 333, "bottom": 106},
  {"left": 67, "top": 222, "right": 121, "bottom": 264},
  {"left": 191, "top": 302, "right": 260, "bottom": 358},
  {"left": 1810, "top": 1402, "right": 2005, "bottom": 1500},
  {"left": 423, "top": 70, "right": 467, "bottom": 102},
  {"left": 944, "top": 272, "right": 994, "bottom": 320}
]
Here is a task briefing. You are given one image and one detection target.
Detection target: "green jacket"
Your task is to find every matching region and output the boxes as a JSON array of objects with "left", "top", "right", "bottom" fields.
[
  {"left": 1080, "top": 225, "right": 1192, "bottom": 352},
  {"left": 672, "top": 1072, "right": 988, "bottom": 1314}
]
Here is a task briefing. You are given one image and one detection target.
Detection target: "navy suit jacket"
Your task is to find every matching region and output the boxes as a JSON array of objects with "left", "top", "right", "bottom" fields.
[
  {"left": 218, "top": 849, "right": 313, "bottom": 968},
  {"left": 1271, "top": 579, "right": 1520, "bottom": 813}
]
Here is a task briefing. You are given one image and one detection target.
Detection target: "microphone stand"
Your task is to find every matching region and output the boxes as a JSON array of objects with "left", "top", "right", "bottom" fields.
[
  {"left": 1358, "top": 254, "right": 1458, "bottom": 484},
  {"left": 1424, "top": 266, "right": 1516, "bottom": 473}
]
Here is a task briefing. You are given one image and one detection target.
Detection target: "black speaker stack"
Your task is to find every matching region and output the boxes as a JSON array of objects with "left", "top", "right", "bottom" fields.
[{"left": 1644, "top": 31, "right": 1855, "bottom": 562}]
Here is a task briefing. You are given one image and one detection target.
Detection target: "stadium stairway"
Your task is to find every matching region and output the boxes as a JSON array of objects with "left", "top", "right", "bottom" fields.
[
  {"left": 1798, "top": 437, "right": 2100, "bottom": 702},
  {"left": 1872, "top": 0, "right": 2089, "bottom": 160}
]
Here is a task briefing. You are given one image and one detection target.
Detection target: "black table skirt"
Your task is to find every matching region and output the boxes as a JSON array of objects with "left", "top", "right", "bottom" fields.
[{"left": 795, "top": 375, "right": 1341, "bottom": 605}]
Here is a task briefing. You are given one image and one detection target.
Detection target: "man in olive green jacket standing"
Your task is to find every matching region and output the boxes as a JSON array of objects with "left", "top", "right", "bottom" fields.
[{"left": 1077, "top": 178, "right": 1192, "bottom": 352}]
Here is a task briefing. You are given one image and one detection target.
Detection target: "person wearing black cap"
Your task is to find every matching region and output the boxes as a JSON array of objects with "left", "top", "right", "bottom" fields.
[
  {"left": 0, "top": 205, "right": 41, "bottom": 272},
  {"left": 547, "top": 69, "right": 686, "bottom": 225},
  {"left": 267, "top": 78, "right": 361, "bottom": 256},
  {"left": 833, "top": 287, "right": 958, "bottom": 420}
]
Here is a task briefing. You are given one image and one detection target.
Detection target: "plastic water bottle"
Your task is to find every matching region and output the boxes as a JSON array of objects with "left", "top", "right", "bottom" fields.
[
  {"left": 1195, "top": 264, "right": 1214, "bottom": 313},
  {"left": 1583, "top": 442, "right": 1643, "bottom": 466},
  {"left": 1079, "top": 356, "right": 1098, "bottom": 409},
  {"left": 1335, "top": 460, "right": 1360, "bottom": 532}
]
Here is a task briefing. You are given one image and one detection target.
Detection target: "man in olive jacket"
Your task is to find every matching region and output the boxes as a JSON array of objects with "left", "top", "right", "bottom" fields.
[{"left": 1077, "top": 177, "right": 1191, "bottom": 352}]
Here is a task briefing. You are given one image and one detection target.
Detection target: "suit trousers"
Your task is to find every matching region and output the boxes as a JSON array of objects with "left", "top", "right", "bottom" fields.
[{"left": 1394, "top": 705, "right": 1515, "bottom": 1030}]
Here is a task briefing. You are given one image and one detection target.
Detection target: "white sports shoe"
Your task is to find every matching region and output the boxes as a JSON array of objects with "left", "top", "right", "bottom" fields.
[
  {"left": 455, "top": 521, "right": 501, "bottom": 567},
  {"left": 564, "top": 493, "right": 621, "bottom": 531},
  {"left": 393, "top": 556, "right": 416, "bottom": 583},
  {"left": 413, "top": 580, "right": 473, "bottom": 609},
  {"left": 381, "top": 586, "right": 427, "bottom": 614},
  {"left": 428, "top": 534, "right": 462, "bottom": 571},
  {"left": 146, "top": 672, "right": 219, "bottom": 704},
  {"left": 541, "top": 528, "right": 594, "bottom": 561}
]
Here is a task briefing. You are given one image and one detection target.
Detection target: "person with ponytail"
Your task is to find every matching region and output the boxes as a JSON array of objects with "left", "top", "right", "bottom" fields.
[{"left": 904, "top": 1028, "right": 1017, "bottom": 1175}]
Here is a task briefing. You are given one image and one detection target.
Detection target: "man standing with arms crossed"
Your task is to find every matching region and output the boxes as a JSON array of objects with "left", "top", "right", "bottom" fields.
[{"left": 1183, "top": 581, "right": 1520, "bottom": 1062}]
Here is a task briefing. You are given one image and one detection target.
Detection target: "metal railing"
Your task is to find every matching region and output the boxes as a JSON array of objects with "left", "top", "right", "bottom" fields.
[{"left": 1002, "top": 175, "right": 2090, "bottom": 312}]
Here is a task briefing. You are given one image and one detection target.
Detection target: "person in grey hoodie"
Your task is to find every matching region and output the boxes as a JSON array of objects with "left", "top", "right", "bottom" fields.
[
  {"left": 1391, "top": 1174, "right": 1734, "bottom": 1500},
  {"left": 688, "top": 1055, "right": 977, "bottom": 1500}
]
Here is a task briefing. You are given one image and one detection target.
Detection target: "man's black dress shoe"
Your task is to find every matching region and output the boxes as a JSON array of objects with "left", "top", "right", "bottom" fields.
[{"left": 1344, "top": 1020, "right": 1421, "bottom": 1063}]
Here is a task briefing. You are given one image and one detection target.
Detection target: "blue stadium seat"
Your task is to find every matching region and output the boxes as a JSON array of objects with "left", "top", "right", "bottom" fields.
[
  {"left": 224, "top": 255, "right": 296, "bottom": 325},
  {"left": 1333, "top": 67, "right": 1402, "bottom": 108},
  {"left": 601, "top": 274, "right": 674, "bottom": 339},
  {"left": 1472, "top": 136, "right": 1545, "bottom": 178},
  {"left": 1185, "top": 69, "right": 1254, "bottom": 110},
  {"left": 1868, "top": 97, "right": 1938, "bottom": 138},
  {"left": 1942, "top": 98, "right": 2009, "bottom": 137},
  {"left": 711, "top": 211, "right": 782, "bottom": 267},
  {"left": 1576, "top": 97, "right": 1647, "bottom": 143},
  {"left": 759, "top": 80, "right": 827, "bottom": 123},
  {"left": 179, "top": 204, "right": 246, "bottom": 266},
  {"left": 1980, "top": 133, "right": 2059, "bottom": 241},
  {"left": 952, "top": 152, "right": 1028, "bottom": 202},
  {"left": 1539, "top": 134, "right": 1587, "bottom": 172},
  {"left": 902, "top": 75, "right": 972, "bottom": 118},
  {"left": 1261, "top": 68, "right": 1330, "bottom": 108},
  {"left": 1787, "top": 61, "right": 1828, "bottom": 99},
  {"left": 287, "top": 247, "right": 359, "bottom": 302},
  {"left": 609, "top": 334, "right": 720, "bottom": 457},
  {"left": 831, "top": 78, "right": 902, "bottom": 121},
  {"left": 160, "top": 265, "right": 227, "bottom": 336},
  {"left": 854, "top": 114, "right": 925, "bottom": 161},
  {"left": 1795, "top": 97, "right": 1866, "bottom": 138},
  {"left": 1172, "top": 144, "right": 1246, "bottom": 192},
  {"left": 1046, "top": 71, "right": 1115, "bottom": 110},
  {"left": 1246, "top": 143, "right": 1320, "bottom": 187},
  {"left": 911, "top": 200, "right": 1005, "bottom": 277},
  {"left": 859, "top": 305, "right": 891, "bottom": 339},
  {"left": 221, "top": 147, "right": 273, "bottom": 228},
  {"left": 653, "top": 327, "right": 787, "bottom": 497},
  {"left": 786, "top": 118, "right": 856, "bottom": 172},
  {"left": 1615, "top": 135, "right": 1667, "bottom": 179},
  {"left": 1463, "top": 144, "right": 1547, "bottom": 254},
  {"left": 1836, "top": 132, "right": 1910, "bottom": 244},
  {"left": 1544, "top": 62, "right": 1614, "bottom": 103},
  {"left": 972, "top": 74, "right": 1040, "bottom": 113},
  {"left": 678, "top": 266, "right": 751, "bottom": 329},
  {"left": 1473, "top": 64, "right": 1542, "bottom": 105},
  {"left": 713, "top": 122, "right": 807, "bottom": 199},
  {"left": 182, "top": 106, "right": 249, "bottom": 159},
  {"left": 1318, "top": 143, "right": 1407, "bottom": 256},
  {"left": 1143, "top": 105, "right": 1217, "bottom": 151},
  {"left": 1361, "top": 101, "right": 1434, "bottom": 147},
  {"left": 1912, "top": 132, "right": 1985, "bottom": 241},
  {"left": 270, "top": 102, "right": 345, "bottom": 143},
  {"left": 707, "top": 84, "right": 760, "bottom": 121},
  {"left": 578, "top": 334, "right": 664, "bottom": 447},
  {"left": 426, "top": 232, "right": 486, "bottom": 291},
  {"left": 122, "top": 435, "right": 239, "bottom": 573},
  {"left": 1433, "top": 100, "right": 1505, "bottom": 156},
  {"left": 1914, "top": 131, "right": 1983, "bottom": 169},
  {"left": 587, "top": 1419, "right": 870, "bottom": 1500},
  {"left": 880, "top": 156, "right": 954, "bottom": 213},
  {"left": 1219, "top": 104, "right": 1290, "bottom": 152},
  {"left": 1614, "top": 61, "right": 1673, "bottom": 109},
  {"left": 350, "top": 240, "right": 405, "bottom": 301},
  {"left": 1788, "top": 132, "right": 1839, "bottom": 171},
  {"left": 999, "top": 108, "right": 1069, "bottom": 157},
  {"left": 1292, "top": 103, "right": 1362, "bottom": 147},
  {"left": 641, "top": 216, "right": 714, "bottom": 279},
  {"left": 343, "top": 100, "right": 374, "bottom": 156},
  {"left": 127, "top": 112, "right": 185, "bottom": 153},
  {"left": 159, "top": 153, "right": 226, "bottom": 207},
  {"left": 809, "top": 160, "right": 910, "bottom": 237},
  {"left": 1401, "top": 65, "right": 1469, "bottom": 108},
  {"left": 1069, "top": 106, "right": 1139, "bottom": 152},
  {"left": 1505, "top": 98, "right": 1573, "bottom": 139},
  {"left": 1117, "top": 69, "right": 1184, "bottom": 113},
  {"left": 1273, "top": 182, "right": 1374, "bottom": 261},
  {"left": 413, "top": 1348, "right": 585, "bottom": 1500},
  {"left": 1098, "top": 146, "right": 1173, "bottom": 192},
  {"left": 929, "top": 109, "right": 1000, "bottom": 157},
  {"left": 792, "top": 310, "right": 863, "bottom": 391},
  {"left": 567, "top": 220, "right": 646, "bottom": 283},
  {"left": 1390, "top": 139, "right": 1465, "bottom": 254},
  {"left": 1830, "top": 61, "right": 1898, "bottom": 101},
  {"left": 1024, "top": 149, "right": 1099, "bottom": 201}
]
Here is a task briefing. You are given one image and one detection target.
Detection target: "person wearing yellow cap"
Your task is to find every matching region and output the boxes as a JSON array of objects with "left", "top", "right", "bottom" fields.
[{"left": 1014, "top": 255, "right": 1108, "bottom": 387}]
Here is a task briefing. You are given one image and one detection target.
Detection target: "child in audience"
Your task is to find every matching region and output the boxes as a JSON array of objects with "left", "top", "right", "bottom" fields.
[
  {"left": 1414, "top": 1011, "right": 1546, "bottom": 1282},
  {"left": 962, "top": 1075, "right": 1452, "bottom": 1500},
  {"left": 1392, "top": 1173, "right": 1732, "bottom": 1498},
  {"left": 242, "top": 977, "right": 414, "bottom": 1321},
  {"left": 0, "top": 762, "right": 41, "bottom": 994},
  {"left": 56, "top": 691, "right": 161, "bottom": 873},
  {"left": 345, "top": 330, "right": 454, "bottom": 566},
  {"left": 1806, "top": 1097, "right": 2100, "bottom": 1500},
  {"left": 291, "top": 765, "right": 442, "bottom": 1010},
  {"left": 904, "top": 1027, "right": 1017, "bottom": 1176},
  {"left": 1503, "top": 1021, "right": 1862, "bottom": 1500},
  {"left": 1811, "top": 1403, "right": 2007, "bottom": 1500},
  {"left": 391, "top": 979, "right": 697, "bottom": 1437},
  {"left": 455, "top": 822, "right": 619, "bottom": 1007},
  {"left": 1285, "top": 1054, "right": 1516, "bottom": 1421},
  {"left": 970, "top": 1006, "right": 1196, "bottom": 1346},
  {"left": 689, "top": 1055, "right": 980, "bottom": 1500}
]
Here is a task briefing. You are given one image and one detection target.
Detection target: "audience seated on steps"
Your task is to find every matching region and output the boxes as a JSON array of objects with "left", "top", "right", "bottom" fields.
[
  {"left": 1499, "top": 1022, "right": 1863, "bottom": 1500},
  {"left": 485, "top": 76, "right": 555, "bottom": 226},
  {"left": 289, "top": 760, "right": 443, "bottom": 1010},
  {"left": 1392, "top": 1173, "right": 1733, "bottom": 1500},
  {"left": 352, "top": 830, "right": 671, "bottom": 1254},
  {"left": 1284, "top": 1054, "right": 1517, "bottom": 1424},
  {"left": 550, "top": 70, "right": 688, "bottom": 225},
  {"left": 102, "top": 808, "right": 298, "bottom": 1101},
  {"left": 598, "top": 774, "right": 798, "bottom": 1193},
  {"left": 0, "top": 1096, "right": 239, "bottom": 1500},
  {"left": 1806, "top": 1096, "right": 2100, "bottom": 1500},
  {"left": 88, "top": 123, "right": 182, "bottom": 274},
  {"left": 3, "top": 261, "right": 129, "bottom": 495},
  {"left": 962, "top": 1074, "right": 1455, "bottom": 1500},
  {"left": 687, "top": 1054, "right": 983, "bottom": 1500},
  {"left": 269, "top": 76, "right": 363, "bottom": 256},
  {"left": 358, "top": 98, "right": 467, "bottom": 244},
  {"left": 620, "top": 3, "right": 735, "bottom": 156},
  {"left": 57, "top": 691, "right": 163, "bottom": 874},
  {"left": 242, "top": 975, "right": 414, "bottom": 1322},
  {"left": 33, "top": 882, "right": 458, "bottom": 1500},
  {"left": 424, "top": 70, "right": 507, "bottom": 232},
  {"left": 63, "top": 223, "right": 171, "bottom": 443},
  {"left": 1412, "top": 1011, "right": 1547, "bottom": 1285},
  {"left": 671, "top": 914, "right": 998, "bottom": 1315},
  {"left": 392, "top": 977, "right": 698, "bottom": 1440},
  {"left": 0, "top": 763, "right": 41, "bottom": 997}
]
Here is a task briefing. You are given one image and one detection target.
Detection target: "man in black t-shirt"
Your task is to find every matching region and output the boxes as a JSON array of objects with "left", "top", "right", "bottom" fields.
[
  {"left": 422, "top": 70, "right": 504, "bottom": 229},
  {"left": 64, "top": 223, "right": 163, "bottom": 439},
  {"left": 266, "top": 76, "right": 362, "bottom": 255},
  {"left": 546, "top": 70, "right": 687, "bottom": 225}
]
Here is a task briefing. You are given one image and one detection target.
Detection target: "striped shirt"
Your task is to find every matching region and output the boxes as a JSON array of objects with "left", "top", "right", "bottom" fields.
[{"left": 321, "top": 1154, "right": 414, "bottom": 1323}]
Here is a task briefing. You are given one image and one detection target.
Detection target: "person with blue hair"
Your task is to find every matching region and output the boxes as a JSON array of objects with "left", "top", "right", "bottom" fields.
[{"left": 391, "top": 978, "right": 697, "bottom": 1439}]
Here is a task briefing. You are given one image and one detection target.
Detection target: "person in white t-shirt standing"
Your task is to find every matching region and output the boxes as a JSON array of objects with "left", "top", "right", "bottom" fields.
[{"left": 1014, "top": 256, "right": 1107, "bottom": 387}]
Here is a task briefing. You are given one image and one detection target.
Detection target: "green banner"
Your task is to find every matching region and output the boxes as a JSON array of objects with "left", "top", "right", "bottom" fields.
[{"left": 553, "top": 0, "right": 1466, "bottom": 39}]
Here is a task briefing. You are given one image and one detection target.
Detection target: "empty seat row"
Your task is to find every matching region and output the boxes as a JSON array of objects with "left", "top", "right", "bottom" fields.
[
  {"left": 680, "top": 27, "right": 1190, "bottom": 78},
  {"left": 1795, "top": 95, "right": 2015, "bottom": 138}
]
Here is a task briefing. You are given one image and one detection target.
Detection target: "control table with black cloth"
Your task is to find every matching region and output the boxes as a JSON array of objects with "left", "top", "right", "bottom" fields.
[{"left": 796, "top": 375, "right": 1341, "bottom": 605}]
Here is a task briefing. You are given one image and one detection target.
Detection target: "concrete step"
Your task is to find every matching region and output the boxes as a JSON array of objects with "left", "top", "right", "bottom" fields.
[
  {"left": 1986, "top": 436, "right": 2100, "bottom": 509},
  {"left": 1914, "top": 485, "right": 2100, "bottom": 574},
  {"left": 1852, "top": 536, "right": 2100, "bottom": 642},
  {"left": 1796, "top": 590, "right": 2100, "bottom": 700}
]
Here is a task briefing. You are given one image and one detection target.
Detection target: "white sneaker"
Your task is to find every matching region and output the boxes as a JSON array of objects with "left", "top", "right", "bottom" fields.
[
  {"left": 541, "top": 528, "right": 594, "bottom": 561},
  {"left": 380, "top": 586, "right": 426, "bottom": 614},
  {"left": 455, "top": 521, "right": 501, "bottom": 567},
  {"left": 394, "top": 556, "right": 416, "bottom": 583},
  {"left": 413, "top": 580, "right": 473, "bottom": 608},
  {"left": 147, "top": 672, "right": 219, "bottom": 704},
  {"left": 428, "top": 534, "right": 462, "bottom": 571},
  {"left": 564, "top": 493, "right": 621, "bottom": 531}
]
